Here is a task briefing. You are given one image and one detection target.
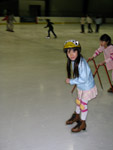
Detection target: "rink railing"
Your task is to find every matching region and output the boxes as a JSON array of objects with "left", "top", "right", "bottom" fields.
[
  {"left": 71, "top": 58, "right": 113, "bottom": 93},
  {"left": 0, "top": 16, "right": 113, "bottom": 24},
  {"left": 0, "top": 16, "right": 80, "bottom": 24}
]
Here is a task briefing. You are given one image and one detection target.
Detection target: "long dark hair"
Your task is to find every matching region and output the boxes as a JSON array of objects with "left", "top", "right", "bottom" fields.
[
  {"left": 66, "top": 49, "right": 82, "bottom": 78},
  {"left": 100, "top": 34, "right": 111, "bottom": 46}
]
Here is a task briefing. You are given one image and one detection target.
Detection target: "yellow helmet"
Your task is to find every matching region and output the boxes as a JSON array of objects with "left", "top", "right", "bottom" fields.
[{"left": 63, "top": 40, "right": 81, "bottom": 53}]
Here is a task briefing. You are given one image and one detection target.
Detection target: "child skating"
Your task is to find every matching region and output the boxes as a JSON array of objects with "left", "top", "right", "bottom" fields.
[
  {"left": 86, "top": 15, "right": 93, "bottom": 33},
  {"left": 95, "top": 16, "right": 102, "bottom": 33},
  {"left": 80, "top": 16, "right": 86, "bottom": 33},
  {"left": 88, "top": 34, "right": 113, "bottom": 92},
  {"left": 44, "top": 19, "right": 57, "bottom": 38},
  {"left": 2, "top": 12, "right": 16, "bottom": 32},
  {"left": 63, "top": 40, "right": 97, "bottom": 132}
]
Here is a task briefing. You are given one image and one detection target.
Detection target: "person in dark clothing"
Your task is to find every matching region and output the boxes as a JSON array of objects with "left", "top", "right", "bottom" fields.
[
  {"left": 44, "top": 19, "right": 57, "bottom": 38},
  {"left": 80, "top": 16, "right": 86, "bottom": 33},
  {"left": 86, "top": 15, "right": 93, "bottom": 33},
  {"left": 95, "top": 16, "right": 102, "bottom": 33}
]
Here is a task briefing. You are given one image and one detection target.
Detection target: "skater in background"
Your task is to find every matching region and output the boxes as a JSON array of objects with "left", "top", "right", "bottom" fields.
[
  {"left": 80, "top": 16, "right": 86, "bottom": 33},
  {"left": 2, "top": 12, "right": 16, "bottom": 32},
  {"left": 86, "top": 15, "right": 93, "bottom": 33},
  {"left": 63, "top": 40, "right": 97, "bottom": 132},
  {"left": 2, "top": 15, "right": 8, "bottom": 30},
  {"left": 95, "top": 16, "right": 102, "bottom": 33},
  {"left": 88, "top": 34, "right": 113, "bottom": 92},
  {"left": 44, "top": 19, "right": 57, "bottom": 38}
]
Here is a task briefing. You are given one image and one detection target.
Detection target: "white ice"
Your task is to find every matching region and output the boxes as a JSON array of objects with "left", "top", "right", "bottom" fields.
[{"left": 0, "top": 23, "right": 113, "bottom": 150}]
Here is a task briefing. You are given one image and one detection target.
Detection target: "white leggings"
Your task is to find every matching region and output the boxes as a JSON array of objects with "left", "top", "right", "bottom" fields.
[
  {"left": 112, "top": 70, "right": 113, "bottom": 81},
  {"left": 75, "top": 98, "right": 88, "bottom": 121}
]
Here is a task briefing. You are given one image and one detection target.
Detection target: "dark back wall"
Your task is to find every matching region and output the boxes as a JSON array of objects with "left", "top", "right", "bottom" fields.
[
  {"left": 0, "top": 0, "right": 113, "bottom": 17},
  {"left": 48, "top": 0, "right": 113, "bottom": 17}
]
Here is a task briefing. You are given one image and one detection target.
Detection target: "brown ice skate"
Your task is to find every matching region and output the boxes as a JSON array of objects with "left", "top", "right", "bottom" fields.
[
  {"left": 66, "top": 112, "right": 80, "bottom": 125},
  {"left": 71, "top": 120, "right": 86, "bottom": 132}
]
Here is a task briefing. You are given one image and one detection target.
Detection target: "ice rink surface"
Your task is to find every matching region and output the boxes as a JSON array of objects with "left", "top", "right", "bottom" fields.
[{"left": 0, "top": 23, "right": 113, "bottom": 150}]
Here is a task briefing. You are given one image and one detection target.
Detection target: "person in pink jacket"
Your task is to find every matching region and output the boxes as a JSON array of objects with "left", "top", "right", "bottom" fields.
[{"left": 89, "top": 34, "right": 113, "bottom": 92}]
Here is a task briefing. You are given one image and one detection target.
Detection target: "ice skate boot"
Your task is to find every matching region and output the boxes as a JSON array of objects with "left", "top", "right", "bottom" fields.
[
  {"left": 107, "top": 85, "right": 113, "bottom": 93},
  {"left": 66, "top": 112, "right": 80, "bottom": 125},
  {"left": 46, "top": 36, "right": 50, "bottom": 39},
  {"left": 71, "top": 120, "right": 86, "bottom": 132}
]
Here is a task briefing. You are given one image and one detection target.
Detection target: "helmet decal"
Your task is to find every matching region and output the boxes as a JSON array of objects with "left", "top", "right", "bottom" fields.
[
  {"left": 75, "top": 41, "right": 79, "bottom": 46},
  {"left": 63, "top": 40, "right": 81, "bottom": 52}
]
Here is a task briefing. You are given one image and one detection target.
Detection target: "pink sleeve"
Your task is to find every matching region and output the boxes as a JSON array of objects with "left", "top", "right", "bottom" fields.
[
  {"left": 93, "top": 46, "right": 104, "bottom": 57},
  {"left": 2, "top": 16, "right": 8, "bottom": 21},
  {"left": 105, "top": 52, "right": 113, "bottom": 63}
]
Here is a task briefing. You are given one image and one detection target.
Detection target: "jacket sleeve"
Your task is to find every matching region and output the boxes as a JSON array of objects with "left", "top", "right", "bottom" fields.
[
  {"left": 2, "top": 16, "right": 8, "bottom": 21},
  {"left": 69, "top": 60, "right": 89, "bottom": 85},
  {"left": 93, "top": 46, "right": 104, "bottom": 57}
]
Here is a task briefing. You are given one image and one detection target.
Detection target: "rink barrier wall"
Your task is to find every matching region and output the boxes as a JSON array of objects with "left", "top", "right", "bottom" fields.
[
  {"left": 0, "top": 17, "right": 113, "bottom": 24},
  {"left": 36, "top": 17, "right": 113, "bottom": 24},
  {"left": 36, "top": 17, "right": 80, "bottom": 24},
  {"left": 105, "top": 18, "right": 113, "bottom": 24},
  {"left": 0, "top": 17, "right": 80, "bottom": 24}
]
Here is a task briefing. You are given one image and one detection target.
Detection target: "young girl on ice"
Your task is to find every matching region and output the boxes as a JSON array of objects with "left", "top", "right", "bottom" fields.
[
  {"left": 63, "top": 40, "right": 97, "bottom": 133},
  {"left": 88, "top": 34, "right": 113, "bottom": 92}
]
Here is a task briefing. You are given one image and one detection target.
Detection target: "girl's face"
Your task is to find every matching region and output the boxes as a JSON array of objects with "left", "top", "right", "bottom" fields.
[
  {"left": 67, "top": 49, "right": 78, "bottom": 61},
  {"left": 100, "top": 40, "right": 108, "bottom": 48}
]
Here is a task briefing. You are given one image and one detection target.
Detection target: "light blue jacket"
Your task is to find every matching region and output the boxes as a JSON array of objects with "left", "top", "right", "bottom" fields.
[{"left": 70, "top": 57, "right": 95, "bottom": 91}]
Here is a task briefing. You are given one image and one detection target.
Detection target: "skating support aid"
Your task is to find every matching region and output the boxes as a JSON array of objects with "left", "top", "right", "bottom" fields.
[{"left": 94, "top": 64, "right": 113, "bottom": 93}]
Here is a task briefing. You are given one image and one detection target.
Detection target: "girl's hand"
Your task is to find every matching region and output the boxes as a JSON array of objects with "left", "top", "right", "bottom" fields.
[
  {"left": 88, "top": 56, "right": 94, "bottom": 61},
  {"left": 66, "top": 78, "right": 70, "bottom": 84}
]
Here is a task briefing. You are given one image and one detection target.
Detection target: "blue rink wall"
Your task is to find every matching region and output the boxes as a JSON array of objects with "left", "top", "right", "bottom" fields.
[{"left": 0, "top": 16, "right": 113, "bottom": 24}]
